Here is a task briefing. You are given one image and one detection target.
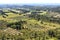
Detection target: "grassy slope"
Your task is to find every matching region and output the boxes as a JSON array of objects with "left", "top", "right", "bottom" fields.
[
  {"left": 0, "top": 11, "right": 60, "bottom": 40},
  {"left": 0, "top": 11, "right": 60, "bottom": 30}
]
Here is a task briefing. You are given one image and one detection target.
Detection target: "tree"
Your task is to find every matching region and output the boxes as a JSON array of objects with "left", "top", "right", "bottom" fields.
[{"left": 48, "top": 30, "right": 56, "bottom": 38}]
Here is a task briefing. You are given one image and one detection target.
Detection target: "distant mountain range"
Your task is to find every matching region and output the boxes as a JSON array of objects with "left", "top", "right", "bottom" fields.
[{"left": 0, "top": 3, "right": 60, "bottom": 8}]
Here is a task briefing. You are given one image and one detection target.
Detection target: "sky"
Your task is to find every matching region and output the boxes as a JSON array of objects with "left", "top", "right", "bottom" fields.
[{"left": 0, "top": 0, "right": 60, "bottom": 4}]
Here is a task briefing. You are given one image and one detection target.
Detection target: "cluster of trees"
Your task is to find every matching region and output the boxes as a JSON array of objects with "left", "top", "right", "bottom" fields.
[
  {"left": 48, "top": 28, "right": 60, "bottom": 40},
  {"left": 7, "top": 20, "right": 27, "bottom": 30},
  {"left": 0, "top": 10, "right": 5, "bottom": 15},
  {"left": 29, "top": 14, "right": 60, "bottom": 24},
  {"left": 9, "top": 10, "right": 18, "bottom": 14},
  {"left": 0, "top": 10, "right": 8, "bottom": 18}
]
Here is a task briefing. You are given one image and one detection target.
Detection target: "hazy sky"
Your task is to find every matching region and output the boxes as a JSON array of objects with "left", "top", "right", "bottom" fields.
[{"left": 0, "top": 0, "right": 60, "bottom": 4}]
